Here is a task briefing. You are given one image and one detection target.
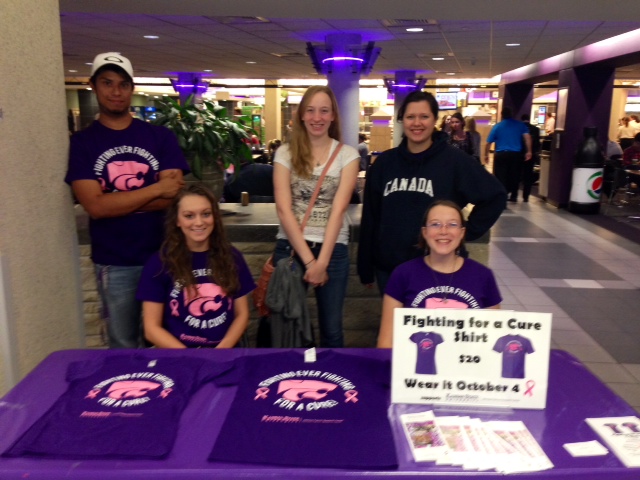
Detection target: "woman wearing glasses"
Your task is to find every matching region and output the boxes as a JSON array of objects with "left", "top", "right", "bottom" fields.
[
  {"left": 377, "top": 200, "right": 501, "bottom": 348},
  {"left": 358, "top": 91, "right": 507, "bottom": 296}
]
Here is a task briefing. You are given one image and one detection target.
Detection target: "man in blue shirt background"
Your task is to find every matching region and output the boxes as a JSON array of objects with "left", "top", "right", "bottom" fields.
[{"left": 485, "top": 107, "right": 532, "bottom": 203}]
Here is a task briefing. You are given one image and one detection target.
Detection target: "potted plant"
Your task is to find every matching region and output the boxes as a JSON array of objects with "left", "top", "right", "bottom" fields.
[{"left": 152, "top": 95, "right": 254, "bottom": 196}]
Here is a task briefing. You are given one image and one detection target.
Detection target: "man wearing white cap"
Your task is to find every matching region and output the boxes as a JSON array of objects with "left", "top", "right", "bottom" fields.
[{"left": 65, "top": 52, "right": 189, "bottom": 349}]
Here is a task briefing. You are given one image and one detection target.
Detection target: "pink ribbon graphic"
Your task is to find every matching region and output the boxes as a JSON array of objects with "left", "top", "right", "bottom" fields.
[
  {"left": 255, "top": 387, "right": 269, "bottom": 400},
  {"left": 169, "top": 299, "right": 180, "bottom": 316},
  {"left": 85, "top": 389, "right": 100, "bottom": 399},
  {"left": 344, "top": 390, "right": 359, "bottom": 403},
  {"left": 159, "top": 388, "right": 172, "bottom": 399},
  {"left": 524, "top": 380, "right": 535, "bottom": 396}
]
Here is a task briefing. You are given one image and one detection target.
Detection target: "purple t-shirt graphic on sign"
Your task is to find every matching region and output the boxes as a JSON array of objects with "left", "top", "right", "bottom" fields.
[
  {"left": 492, "top": 334, "right": 535, "bottom": 379},
  {"left": 65, "top": 119, "right": 189, "bottom": 266},
  {"left": 208, "top": 350, "right": 398, "bottom": 469},
  {"left": 410, "top": 331, "right": 444, "bottom": 375},
  {"left": 136, "top": 248, "right": 255, "bottom": 347},
  {"left": 3, "top": 354, "right": 220, "bottom": 459}
]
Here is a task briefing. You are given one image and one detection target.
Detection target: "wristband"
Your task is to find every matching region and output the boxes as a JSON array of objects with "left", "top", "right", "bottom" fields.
[{"left": 305, "top": 258, "right": 316, "bottom": 267}]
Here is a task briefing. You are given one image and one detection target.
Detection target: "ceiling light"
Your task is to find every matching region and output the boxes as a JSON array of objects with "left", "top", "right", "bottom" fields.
[
  {"left": 246, "top": 61, "right": 256, "bottom": 64},
  {"left": 204, "top": 69, "right": 212, "bottom": 72},
  {"left": 432, "top": 57, "right": 445, "bottom": 61},
  {"left": 68, "top": 69, "right": 77, "bottom": 73},
  {"left": 144, "top": 35, "right": 159, "bottom": 39},
  {"left": 406, "top": 27, "right": 423, "bottom": 32},
  {"left": 85, "top": 63, "right": 92, "bottom": 65},
  {"left": 446, "top": 72, "right": 456, "bottom": 76},
  {"left": 505, "top": 43, "right": 520, "bottom": 47}
]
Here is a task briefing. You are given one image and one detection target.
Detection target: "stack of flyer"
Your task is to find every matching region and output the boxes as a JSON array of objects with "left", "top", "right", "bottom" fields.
[
  {"left": 400, "top": 411, "right": 553, "bottom": 474},
  {"left": 586, "top": 416, "right": 640, "bottom": 467}
]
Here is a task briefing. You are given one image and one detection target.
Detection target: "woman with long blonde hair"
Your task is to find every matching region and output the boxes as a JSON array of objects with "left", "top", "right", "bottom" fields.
[{"left": 272, "top": 85, "right": 360, "bottom": 347}]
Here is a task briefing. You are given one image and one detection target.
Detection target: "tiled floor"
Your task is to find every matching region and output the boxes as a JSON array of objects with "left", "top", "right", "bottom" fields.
[{"left": 489, "top": 198, "right": 640, "bottom": 413}]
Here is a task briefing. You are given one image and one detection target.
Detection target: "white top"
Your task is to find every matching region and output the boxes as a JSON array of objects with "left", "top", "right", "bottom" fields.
[{"left": 274, "top": 139, "right": 359, "bottom": 245}]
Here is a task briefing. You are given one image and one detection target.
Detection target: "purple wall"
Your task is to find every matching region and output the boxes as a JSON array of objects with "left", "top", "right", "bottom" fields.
[{"left": 547, "top": 66, "right": 614, "bottom": 207}]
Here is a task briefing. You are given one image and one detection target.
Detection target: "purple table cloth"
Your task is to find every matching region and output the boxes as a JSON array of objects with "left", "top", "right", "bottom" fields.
[{"left": 0, "top": 348, "right": 637, "bottom": 479}]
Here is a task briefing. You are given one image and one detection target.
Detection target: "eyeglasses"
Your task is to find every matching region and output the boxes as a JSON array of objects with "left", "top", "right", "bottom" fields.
[{"left": 424, "top": 222, "right": 463, "bottom": 230}]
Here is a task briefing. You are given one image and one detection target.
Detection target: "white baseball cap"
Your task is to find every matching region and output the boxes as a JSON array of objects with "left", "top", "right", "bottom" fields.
[{"left": 91, "top": 52, "right": 134, "bottom": 80}]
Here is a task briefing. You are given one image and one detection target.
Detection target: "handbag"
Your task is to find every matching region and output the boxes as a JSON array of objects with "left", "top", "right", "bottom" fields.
[{"left": 252, "top": 142, "right": 344, "bottom": 317}]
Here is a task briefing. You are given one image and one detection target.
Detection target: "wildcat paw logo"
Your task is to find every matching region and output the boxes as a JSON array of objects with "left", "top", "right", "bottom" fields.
[
  {"left": 184, "top": 283, "right": 226, "bottom": 317},
  {"left": 85, "top": 371, "right": 175, "bottom": 408},
  {"left": 505, "top": 340, "right": 524, "bottom": 354},
  {"left": 107, "top": 161, "right": 149, "bottom": 190},
  {"left": 419, "top": 338, "right": 436, "bottom": 351},
  {"left": 255, "top": 370, "right": 360, "bottom": 412}
]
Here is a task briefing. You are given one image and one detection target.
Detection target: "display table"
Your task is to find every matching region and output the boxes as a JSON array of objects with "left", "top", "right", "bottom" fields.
[{"left": 0, "top": 348, "right": 638, "bottom": 479}]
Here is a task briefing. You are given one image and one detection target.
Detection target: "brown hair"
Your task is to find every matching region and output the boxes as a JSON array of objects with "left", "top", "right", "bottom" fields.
[
  {"left": 417, "top": 200, "right": 466, "bottom": 254},
  {"left": 160, "top": 184, "right": 239, "bottom": 295},
  {"left": 290, "top": 86, "right": 342, "bottom": 178}
]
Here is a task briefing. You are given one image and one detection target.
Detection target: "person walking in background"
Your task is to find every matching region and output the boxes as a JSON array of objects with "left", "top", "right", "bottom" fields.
[
  {"left": 485, "top": 107, "right": 532, "bottom": 203},
  {"left": 273, "top": 86, "right": 359, "bottom": 347},
  {"left": 447, "top": 112, "right": 474, "bottom": 156},
  {"left": 377, "top": 200, "right": 501, "bottom": 348},
  {"left": 629, "top": 114, "right": 640, "bottom": 134},
  {"left": 358, "top": 91, "right": 506, "bottom": 295},
  {"left": 520, "top": 114, "right": 541, "bottom": 202},
  {"left": 465, "top": 116, "right": 482, "bottom": 163},
  {"left": 137, "top": 185, "right": 255, "bottom": 348},
  {"left": 618, "top": 116, "right": 636, "bottom": 150},
  {"left": 65, "top": 52, "right": 188, "bottom": 348},
  {"left": 544, "top": 112, "right": 555, "bottom": 136},
  {"left": 438, "top": 114, "right": 452, "bottom": 134},
  {"left": 358, "top": 133, "right": 369, "bottom": 171}
]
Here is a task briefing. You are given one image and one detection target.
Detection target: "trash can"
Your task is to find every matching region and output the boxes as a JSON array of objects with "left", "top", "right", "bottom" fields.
[
  {"left": 538, "top": 151, "right": 551, "bottom": 198},
  {"left": 569, "top": 127, "right": 604, "bottom": 214}
]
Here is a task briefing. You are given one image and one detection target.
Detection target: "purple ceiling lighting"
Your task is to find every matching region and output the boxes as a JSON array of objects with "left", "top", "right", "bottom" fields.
[
  {"left": 307, "top": 36, "right": 380, "bottom": 75},
  {"left": 170, "top": 73, "right": 209, "bottom": 97},
  {"left": 384, "top": 70, "right": 426, "bottom": 94}
]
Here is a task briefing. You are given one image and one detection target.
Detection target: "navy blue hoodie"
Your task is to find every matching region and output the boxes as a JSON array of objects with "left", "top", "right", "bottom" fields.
[{"left": 357, "top": 131, "right": 506, "bottom": 284}]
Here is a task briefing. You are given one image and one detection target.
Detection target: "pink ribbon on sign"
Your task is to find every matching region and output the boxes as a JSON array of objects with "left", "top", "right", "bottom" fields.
[
  {"left": 344, "top": 390, "right": 359, "bottom": 403},
  {"left": 159, "top": 388, "right": 172, "bottom": 399},
  {"left": 255, "top": 387, "right": 269, "bottom": 400},
  {"left": 169, "top": 299, "right": 180, "bottom": 316},
  {"left": 524, "top": 380, "right": 536, "bottom": 396},
  {"left": 85, "top": 389, "right": 100, "bottom": 399}
]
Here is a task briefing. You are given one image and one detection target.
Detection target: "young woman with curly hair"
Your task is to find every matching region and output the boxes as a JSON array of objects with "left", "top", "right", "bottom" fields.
[{"left": 137, "top": 184, "right": 255, "bottom": 348}]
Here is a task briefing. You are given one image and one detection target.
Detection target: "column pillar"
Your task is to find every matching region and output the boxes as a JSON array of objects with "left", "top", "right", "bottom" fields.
[
  {"left": 547, "top": 66, "right": 615, "bottom": 207},
  {"left": 0, "top": 0, "right": 83, "bottom": 395},
  {"left": 263, "top": 80, "right": 282, "bottom": 143},
  {"left": 389, "top": 71, "right": 422, "bottom": 147},
  {"left": 325, "top": 34, "right": 362, "bottom": 149},
  {"left": 501, "top": 83, "right": 534, "bottom": 121}
]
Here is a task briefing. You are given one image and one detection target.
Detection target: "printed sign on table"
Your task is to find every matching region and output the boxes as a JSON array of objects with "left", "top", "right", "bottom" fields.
[{"left": 391, "top": 309, "right": 552, "bottom": 409}]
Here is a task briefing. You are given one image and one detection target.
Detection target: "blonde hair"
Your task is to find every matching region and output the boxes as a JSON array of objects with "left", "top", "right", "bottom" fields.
[
  {"left": 290, "top": 86, "right": 342, "bottom": 178},
  {"left": 465, "top": 117, "right": 477, "bottom": 133}
]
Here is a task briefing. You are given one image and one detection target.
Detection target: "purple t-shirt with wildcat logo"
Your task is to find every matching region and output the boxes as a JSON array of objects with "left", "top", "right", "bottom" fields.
[
  {"left": 3, "top": 354, "right": 219, "bottom": 459},
  {"left": 65, "top": 119, "right": 188, "bottom": 266},
  {"left": 136, "top": 249, "right": 255, "bottom": 347},
  {"left": 208, "top": 350, "right": 398, "bottom": 469}
]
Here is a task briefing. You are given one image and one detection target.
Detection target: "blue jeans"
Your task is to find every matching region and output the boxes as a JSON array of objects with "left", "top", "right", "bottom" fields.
[
  {"left": 273, "top": 239, "right": 350, "bottom": 348},
  {"left": 95, "top": 264, "right": 144, "bottom": 349}
]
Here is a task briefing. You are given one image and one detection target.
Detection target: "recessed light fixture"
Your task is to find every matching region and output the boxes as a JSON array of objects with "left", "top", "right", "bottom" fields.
[
  {"left": 505, "top": 43, "right": 520, "bottom": 47},
  {"left": 246, "top": 61, "right": 256, "bottom": 64},
  {"left": 154, "top": 95, "right": 159, "bottom": 98},
  {"left": 68, "top": 69, "right": 77, "bottom": 73},
  {"left": 139, "top": 92, "right": 145, "bottom": 95},
  {"left": 144, "top": 35, "right": 159, "bottom": 39},
  {"left": 432, "top": 57, "right": 445, "bottom": 61},
  {"left": 406, "top": 27, "right": 424, "bottom": 32},
  {"left": 85, "top": 62, "right": 92, "bottom": 66},
  {"left": 203, "top": 69, "right": 212, "bottom": 72},
  {"left": 446, "top": 72, "right": 456, "bottom": 76}
]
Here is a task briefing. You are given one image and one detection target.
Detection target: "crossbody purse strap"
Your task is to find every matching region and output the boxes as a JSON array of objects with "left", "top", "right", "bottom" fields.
[{"left": 300, "top": 142, "right": 344, "bottom": 230}]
